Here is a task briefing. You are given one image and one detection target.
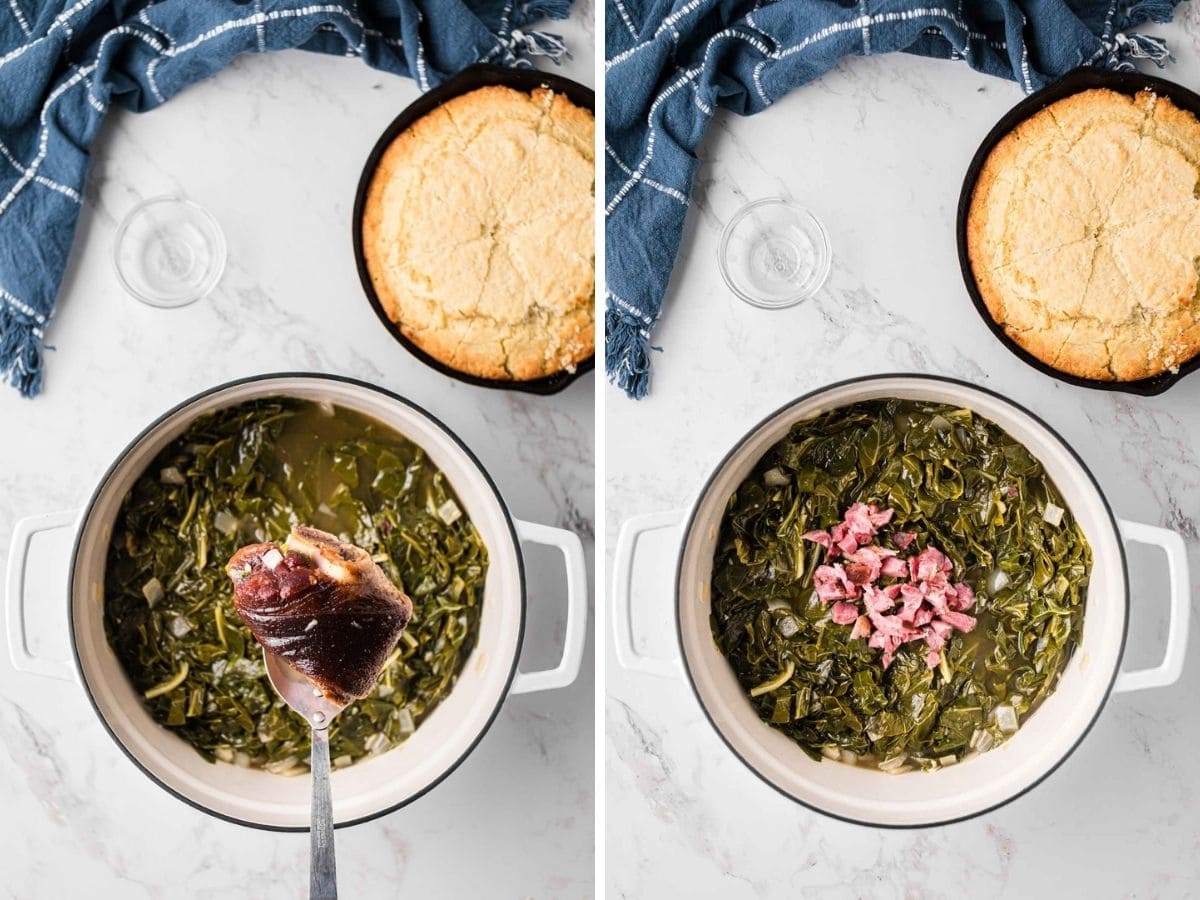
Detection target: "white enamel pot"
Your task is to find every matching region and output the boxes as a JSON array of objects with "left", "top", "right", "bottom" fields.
[
  {"left": 613, "top": 375, "right": 1190, "bottom": 827},
  {"left": 5, "top": 374, "right": 588, "bottom": 830}
]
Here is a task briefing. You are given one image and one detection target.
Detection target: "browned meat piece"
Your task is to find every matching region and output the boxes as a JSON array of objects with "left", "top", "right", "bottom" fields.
[{"left": 226, "top": 526, "right": 413, "bottom": 705}]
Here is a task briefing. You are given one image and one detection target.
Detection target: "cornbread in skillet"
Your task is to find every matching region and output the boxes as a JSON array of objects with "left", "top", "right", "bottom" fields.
[
  {"left": 362, "top": 85, "right": 595, "bottom": 381},
  {"left": 967, "top": 88, "right": 1200, "bottom": 381}
]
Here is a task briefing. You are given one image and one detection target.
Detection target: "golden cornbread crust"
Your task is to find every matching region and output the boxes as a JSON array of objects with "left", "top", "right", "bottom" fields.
[
  {"left": 967, "top": 88, "right": 1200, "bottom": 382},
  {"left": 362, "top": 85, "right": 595, "bottom": 381}
]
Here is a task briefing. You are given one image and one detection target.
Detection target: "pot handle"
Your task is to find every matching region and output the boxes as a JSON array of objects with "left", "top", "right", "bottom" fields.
[
  {"left": 5, "top": 510, "right": 78, "bottom": 681},
  {"left": 612, "top": 511, "right": 684, "bottom": 678},
  {"left": 508, "top": 519, "right": 588, "bottom": 695},
  {"left": 1113, "top": 519, "right": 1191, "bottom": 694}
]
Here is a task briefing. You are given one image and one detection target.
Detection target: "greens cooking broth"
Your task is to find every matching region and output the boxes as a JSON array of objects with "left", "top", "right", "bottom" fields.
[
  {"left": 103, "top": 397, "right": 488, "bottom": 773},
  {"left": 709, "top": 399, "right": 1092, "bottom": 772}
]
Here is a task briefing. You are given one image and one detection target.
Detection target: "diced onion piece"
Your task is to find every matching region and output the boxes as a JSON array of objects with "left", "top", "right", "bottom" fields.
[
  {"left": 938, "top": 754, "right": 958, "bottom": 767},
  {"left": 262, "top": 548, "right": 283, "bottom": 570},
  {"left": 777, "top": 616, "right": 800, "bottom": 638},
  {"left": 213, "top": 509, "right": 239, "bottom": 536},
  {"left": 995, "top": 705, "right": 1019, "bottom": 733},
  {"left": 317, "top": 400, "right": 335, "bottom": 417},
  {"left": 159, "top": 467, "right": 186, "bottom": 485},
  {"left": 364, "top": 733, "right": 391, "bottom": 755},
  {"left": 1042, "top": 502, "right": 1065, "bottom": 526},
  {"left": 168, "top": 616, "right": 193, "bottom": 638},
  {"left": 142, "top": 577, "right": 165, "bottom": 607},
  {"left": 396, "top": 707, "right": 415, "bottom": 736},
  {"left": 884, "top": 765, "right": 915, "bottom": 776},
  {"left": 234, "top": 751, "right": 252, "bottom": 768},
  {"left": 265, "top": 756, "right": 300, "bottom": 776},
  {"left": 821, "top": 746, "right": 840, "bottom": 760},
  {"left": 437, "top": 499, "right": 462, "bottom": 525},
  {"left": 877, "top": 755, "right": 908, "bottom": 772},
  {"left": 333, "top": 755, "right": 353, "bottom": 769},
  {"left": 214, "top": 747, "right": 234, "bottom": 763},
  {"left": 976, "top": 730, "right": 995, "bottom": 753},
  {"left": 763, "top": 467, "right": 789, "bottom": 487},
  {"left": 232, "top": 657, "right": 261, "bottom": 677},
  {"left": 840, "top": 749, "right": 858, "bottom": 766},
  {"left": 988, "top": 568, "right": 1010, "bottom": 593},
  {"left": 750, "top": 660, "right": 795, "bottom": 697}
]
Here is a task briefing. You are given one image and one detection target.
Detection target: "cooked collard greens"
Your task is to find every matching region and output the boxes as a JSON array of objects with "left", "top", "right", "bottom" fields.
[
  {"left": 709, "top": 399, "right": 1091, "bottom": 771},
  {"left": 103, "top": 398, "right": 487, "bottom": 773}
]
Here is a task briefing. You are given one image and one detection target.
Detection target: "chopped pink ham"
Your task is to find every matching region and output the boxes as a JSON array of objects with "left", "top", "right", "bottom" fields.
[
  {"left": 862, "top": 584, "right": 895, "bottom": 613},
  {"left": 949, "top": 582, "right": 976, "bottom": 611},
  {"left": 829, "top": 523, "right": 858, "bottom": 556},
  {"left": 911, "top": 546, "right": 952, "bottom": 583},
  {"left": 929, "top": 619, "right": 954, "bottom": 641},
  {"left": 938, "top": 610, "right": 977, "bottom": 632},
  {"left": 803, "top": 503, "right": 981, "bottom": 673},
  {"left": 845, "top": 546, "right": 899, "bottom": 584},
  {"left": 802, "top": 530, "right": 832, "bottom": 550},
  {"left": 923, "top": 584, "right": 950, "bottom": 616},
  {"left": 830, "top": 601, "right": 860, "bottom": 625},
  {"left": 814, "top": 564, "right": 857, "bottom": 602},
  {"left": 844, "top": 561, "right": 874, "bottom": 585}
]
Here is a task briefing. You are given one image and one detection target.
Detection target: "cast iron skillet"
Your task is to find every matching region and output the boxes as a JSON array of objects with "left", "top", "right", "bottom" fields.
[
  {"left": 956, "top": 66, "right": 1200, "bottom": 396},
  {"left": 352, "top": 64, "right": 595, "bottom": 395}
]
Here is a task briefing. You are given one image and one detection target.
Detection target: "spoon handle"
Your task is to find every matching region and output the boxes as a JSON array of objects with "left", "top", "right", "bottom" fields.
[{"left": 310, "top": 726, "right": 337, "bottom": 900}]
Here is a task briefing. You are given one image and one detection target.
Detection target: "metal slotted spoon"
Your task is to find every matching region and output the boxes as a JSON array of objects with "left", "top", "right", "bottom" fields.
[{"left": 264, "top": 652, "right": 349, "bottom": 900}]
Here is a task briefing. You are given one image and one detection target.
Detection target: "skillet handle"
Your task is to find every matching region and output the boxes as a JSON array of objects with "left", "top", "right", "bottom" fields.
[
  {"left": 508, "top": 520, "right": 588, "bottom": 695},
  {"left": 612, "top": 511, "right": 684, "bottom": 678},
  {"left": 5, "top": 510, "right": 77, "bottom": 681},
  {"left": 1113, "top": 519, "right": 1191, "bottom": 694}
]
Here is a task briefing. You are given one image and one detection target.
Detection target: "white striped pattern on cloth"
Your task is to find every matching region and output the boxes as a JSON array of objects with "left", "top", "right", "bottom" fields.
[
  {"left": 0, "top": 138, "right": 79, "bottom": 201},
  {"left": 607, "top": 6, "right": 1007, "bottom": 223},
  {"left": 613, "top": 0, "right": 638, "bottom": 39},
  {"left": 606, "top": 290, "right": 653, "bottom": 338},
  {"left": 7, "top": 0, "right": 29, "bottom": 37},
  {"left": 0, "top": 4, "right": 429, "bottom": 217},
  {"left": 1, "top": 285, "right": 46, "bottom": 333},
  {"left": 605, "top": 145, "right": 688, "bottom": 206}
]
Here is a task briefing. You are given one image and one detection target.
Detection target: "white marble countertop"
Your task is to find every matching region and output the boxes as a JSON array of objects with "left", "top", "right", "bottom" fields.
[
  {"left": 0, "top": 9, "right": 594, "bottom": 898},
  {"left": 606, "top": 15, "right": 1200, "bottom": 900}
]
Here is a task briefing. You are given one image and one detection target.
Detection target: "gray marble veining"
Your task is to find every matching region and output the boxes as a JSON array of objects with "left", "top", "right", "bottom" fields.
[
  {"left": 606, "top": 20, "right": 1200, "bottom": 900},
  {"left": 0, "top": 11, "right": 594, "bottom": 897}
]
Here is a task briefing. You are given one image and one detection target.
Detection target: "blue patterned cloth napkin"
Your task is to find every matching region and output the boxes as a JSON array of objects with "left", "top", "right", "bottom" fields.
[
  {"left": 0, "top": 0, "right": 571, "bottom": 397},
  {"left": 605, "top": 0, "right": 1183, "bottom": 398}
]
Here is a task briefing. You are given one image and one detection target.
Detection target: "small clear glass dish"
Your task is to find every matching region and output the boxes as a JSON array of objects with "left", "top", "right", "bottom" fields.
[
  {"left": 113, "top": 196, "right": 226, "bottom": 308},
  {"left": 718, "top": 198, "right": 831, "bottom": 309}
]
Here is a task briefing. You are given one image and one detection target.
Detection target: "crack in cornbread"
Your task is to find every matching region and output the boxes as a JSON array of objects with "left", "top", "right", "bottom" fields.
[
  {"left": 362, "top": 86, "right": 595, "bottom": 381},
  {"left": 967, "top": 88, "right": 1200, "bottom": 381}
]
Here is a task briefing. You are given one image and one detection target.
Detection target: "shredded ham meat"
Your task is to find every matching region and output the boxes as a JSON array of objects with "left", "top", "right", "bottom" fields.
[{"left": 803, "top": 502, "right": 977, "bottom": 669}]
